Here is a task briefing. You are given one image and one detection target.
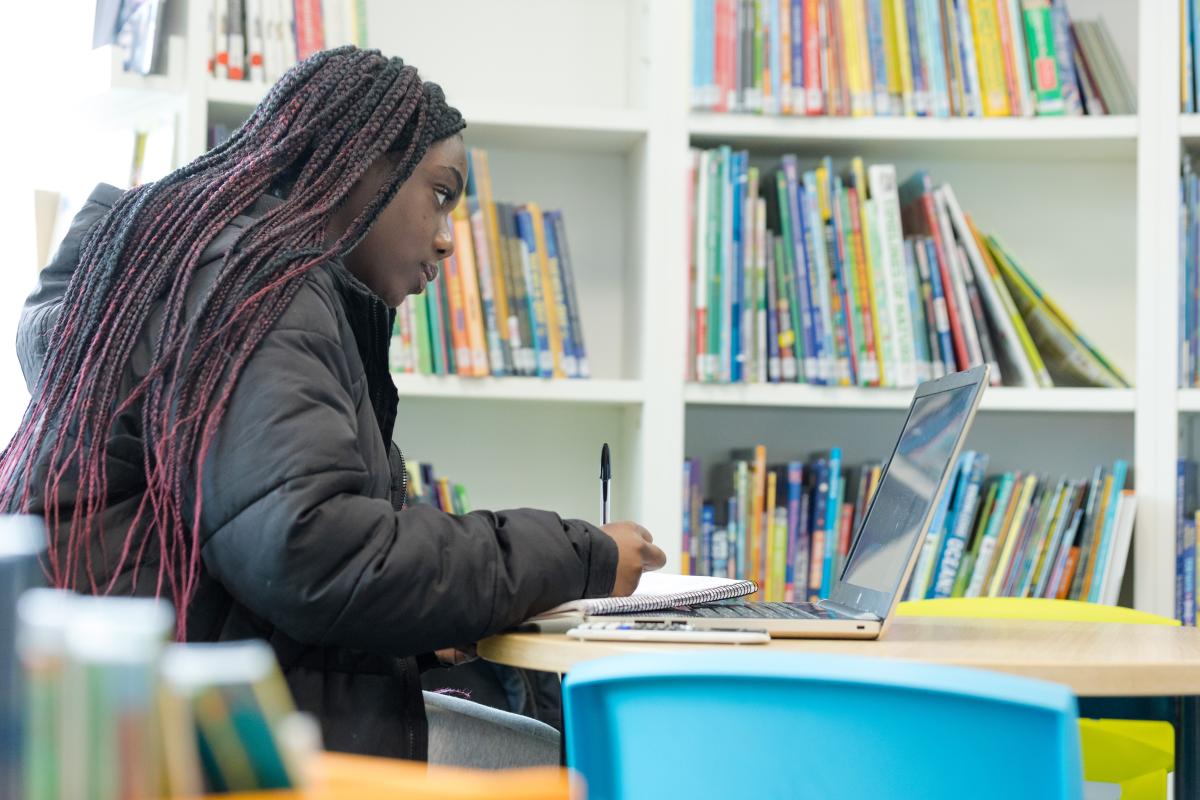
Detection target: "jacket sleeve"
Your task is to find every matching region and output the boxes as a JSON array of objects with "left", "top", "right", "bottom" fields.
[
  {"left": 17, "top": 184, "right": 123, "bottom": 391},
  {"left": 197, "top": 281, "right": 618, "bottom": 657}
]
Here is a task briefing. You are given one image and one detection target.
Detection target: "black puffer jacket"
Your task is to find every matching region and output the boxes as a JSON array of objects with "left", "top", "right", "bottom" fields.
[{"left": 16, "top": 183, "right": 617, "bottom": 759}]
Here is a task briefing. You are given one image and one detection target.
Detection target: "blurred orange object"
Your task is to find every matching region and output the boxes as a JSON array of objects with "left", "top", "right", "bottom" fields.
[{"left": 212, "top": 752, "right": 579, "bottom": 800}]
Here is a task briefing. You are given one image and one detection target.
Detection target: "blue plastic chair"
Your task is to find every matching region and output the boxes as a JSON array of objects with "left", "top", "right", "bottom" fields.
[{"left": 563, "top": 652, "right": 1083, "bottom": 800}]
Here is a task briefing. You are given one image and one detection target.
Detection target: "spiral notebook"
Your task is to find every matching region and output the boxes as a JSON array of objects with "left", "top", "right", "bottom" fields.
[{"left": 531, "top": 573, "right": 758, "bottom": 621}]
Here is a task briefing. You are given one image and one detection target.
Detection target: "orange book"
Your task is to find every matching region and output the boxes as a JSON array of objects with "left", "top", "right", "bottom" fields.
[
  {"left": 437, "top": 478, "right": 454, "bottom": 513},
  {"left": 749, "top": 445, "right": 768, "bottom": 589},
  {"left": 442, "top": 250, "right": 471, "bottom": 376},
  {"left": 764, "top": 470, "right": 778, "bottom": 600},
  {"left": 1056, "top": 547, "right": 1081, "bottom": 600},
  {"left": 452, "top": 204, "right": 490, "bottom": 377}
]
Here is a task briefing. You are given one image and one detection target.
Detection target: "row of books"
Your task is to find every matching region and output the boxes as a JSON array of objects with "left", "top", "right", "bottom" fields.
[
  {"left": 1182, "top": 154, "right": 1200, "bottom": 388},
  {"left": 390, "top": 148, "right": 590, "bottom": 380},
  {"left": 1176, "top": 459, "right": 1200, "bottom": 625},
  {"left": 682, "top": 447, "right": 882, "bottom": 601},
  {"left": 16, "top": 590, "right": 314, "bottom": 797},
  {"left": 209, "top": 0, "right": 367, "bottom": 84},
  {"left": 403, "top": 461, "right": 472, "bottom": 514},
  {"left": 690, "top": 0, "right": 1135, "bottom": 117},
  {"left": 682, "top": 446, "right": 1135, "bottom": 607},
  {"left": 687, "top": 149, "right": 1128, "bottom": 388},
  {"left": 904, "top": 455, "right": 1133, "bottom": 605}
]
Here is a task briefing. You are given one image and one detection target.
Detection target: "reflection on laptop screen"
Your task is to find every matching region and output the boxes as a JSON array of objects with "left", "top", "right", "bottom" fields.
[{"left": 839, "top": 384, "right": 977, "bottom": 598}]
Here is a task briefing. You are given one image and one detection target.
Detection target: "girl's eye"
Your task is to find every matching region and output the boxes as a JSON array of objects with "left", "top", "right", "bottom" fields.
[{"left": 434, "top": 188, "right": 449, "bottom": 206}]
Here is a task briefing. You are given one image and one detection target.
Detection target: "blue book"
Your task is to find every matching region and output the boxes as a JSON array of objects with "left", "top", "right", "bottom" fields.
[
  {"left": 1178, "top": 460, "right": 1189, "bottom": 621},
  {"left": 513, "top": 209, "right": 553, "bottom": 378},
  {"left": 731, "top": 152, "right": 746, "bottom": 382},
  {"left": 782, "top": 157, "right": 819, "bottom": 382},
  {"left": 932, "top": 452, "right": 986, "bottom": 598},
  {"left": 794, "top": 466, "right": 813, "bottom": 601},
  {"left": 785, "top": 461, "right": 804, "bottom": 599},
  {"left": 904, "top": 0, "right": 927, "bottom": 115},
  {"left": 917, "top": 0, "right": 950, "bottom": 117},
  {"left": 1050, "top": 1, "right": 1084, "bottom": 115},
  {"left": 865, "top": 0, "right": 891, "bottom": 115},
  {"left": 1186, "top": 519, "right": 1197, "bottom": 627},
  {"left": 820, "top": 448, "right": 843, "bottom": 599},
  {"left": 682, "top": 459, "right": 694, "bottom": 572},
  {"left": 1088, "top": 460, "right": 1129, "bottom": 602},
  {"left": 1188, "top": 0, "right": 1197, "bottom": 114},
  {"left": 810, "top": 458, "right": 830, "bottom": 601},
  {"left": 700, "top": 502, "right": 715, "bottom": 577}
]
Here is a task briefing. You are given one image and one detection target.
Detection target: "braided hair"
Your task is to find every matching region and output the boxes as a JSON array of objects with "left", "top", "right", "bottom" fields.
[{"left": 0, "top": 46, "right": 465, "bottom": 632}]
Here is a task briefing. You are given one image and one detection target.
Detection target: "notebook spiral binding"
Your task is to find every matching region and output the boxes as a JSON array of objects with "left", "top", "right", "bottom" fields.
[{"left": 589, "top": 580, "right": 759, "bottom": 616}]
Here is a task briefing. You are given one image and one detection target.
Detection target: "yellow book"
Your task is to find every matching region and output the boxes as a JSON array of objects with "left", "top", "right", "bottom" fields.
[
  {"left": 987, "top": 474, "right": 1038, "bottom": 596},
  {"left": 528, "top": 203, "right": 565, "bottom": 378},
  {"left": 880, "top": 0, "right": 902, "bottom": 115},
  {"left": 890, "top": 0, "right": 916, "bottom": 115},
  {"left": 970, "top": 0, "right": 1012, "bottom": 115},
  {"left": 452, "top": 203, "right": 490, "bottom": 377},
  {"left": 772, "top": 506, "right": 788, "bottom": 603},
  {"left": 764, "top": 470, "right": 778, "bottom": 600},
  {"left": 472, "top": 150, "right": 513, "bottom": 368},
  {"left": 840, "top": 0, "right": 870, "bottom": 116}
]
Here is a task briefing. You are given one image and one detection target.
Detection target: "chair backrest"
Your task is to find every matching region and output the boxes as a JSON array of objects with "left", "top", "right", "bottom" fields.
[
  {"left": 897, "top": 597, "right": 1180, "bottom": 627},
  {"left": 563, "top": 652, "right": 1082, "bottom": 800}
]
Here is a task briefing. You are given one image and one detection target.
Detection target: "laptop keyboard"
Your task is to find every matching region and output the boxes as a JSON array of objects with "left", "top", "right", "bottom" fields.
[{"left": 669, "top": 602, "right": 836, "bottom": 620}]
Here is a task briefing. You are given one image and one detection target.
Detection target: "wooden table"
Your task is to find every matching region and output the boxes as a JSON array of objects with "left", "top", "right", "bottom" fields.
[{"left": 480, "top": 616, "right": 1200, "bottom": 795}]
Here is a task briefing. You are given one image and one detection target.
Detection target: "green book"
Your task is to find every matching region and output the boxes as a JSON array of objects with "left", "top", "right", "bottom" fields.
[
  {"left": 425, "top": 277, "right": 446, "bottom": 375},
  {"left": 1021, "top": 1, "right": 1065, "bottom": 116},
  {"left": 412, "top": 294, "right": 432, "bottom": 375}
]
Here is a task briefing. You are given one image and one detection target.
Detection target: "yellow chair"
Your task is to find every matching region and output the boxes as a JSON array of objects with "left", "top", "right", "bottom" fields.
[{"left": 898, "top": 597, "right": 1176, "bottom": 800}]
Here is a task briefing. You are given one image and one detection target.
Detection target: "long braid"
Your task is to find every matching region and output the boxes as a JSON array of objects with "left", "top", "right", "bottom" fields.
[{"left": 0, "top": 46, "right": 465, "bottom": 636}]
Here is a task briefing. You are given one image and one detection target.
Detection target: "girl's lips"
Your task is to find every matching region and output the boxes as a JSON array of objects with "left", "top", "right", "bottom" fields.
[{"left": 423, "top": 262, "right": 439, "bottom": 282}]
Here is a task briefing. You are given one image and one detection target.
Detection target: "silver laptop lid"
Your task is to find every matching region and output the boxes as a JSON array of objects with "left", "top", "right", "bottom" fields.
[{"left": 828, "top": 365, "right": 988, "bottom": 621}]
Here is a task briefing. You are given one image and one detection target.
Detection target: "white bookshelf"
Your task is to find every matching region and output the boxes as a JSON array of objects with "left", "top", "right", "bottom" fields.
[{"left": 100, "top": 0, "right": 1184, "bottom": 617}]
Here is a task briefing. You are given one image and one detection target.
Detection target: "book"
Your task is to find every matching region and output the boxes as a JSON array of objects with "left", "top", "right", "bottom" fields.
[{"left": 530, "top": 573, "right": 758, "bottom": 620}]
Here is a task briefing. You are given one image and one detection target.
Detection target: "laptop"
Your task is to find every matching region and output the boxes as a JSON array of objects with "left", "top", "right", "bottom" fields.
[{"left": 622, "top": 364, "right": 989, "bottom": 639}]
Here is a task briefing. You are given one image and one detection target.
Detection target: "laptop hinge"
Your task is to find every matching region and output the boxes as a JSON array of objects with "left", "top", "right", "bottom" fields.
[{"left": 816, "top": 599, "right": 880, "bottom": 621}]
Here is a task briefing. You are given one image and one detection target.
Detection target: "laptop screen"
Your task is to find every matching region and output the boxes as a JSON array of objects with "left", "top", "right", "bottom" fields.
[{"left": 836, "top": 381, "right": 978, "bottom": 612}]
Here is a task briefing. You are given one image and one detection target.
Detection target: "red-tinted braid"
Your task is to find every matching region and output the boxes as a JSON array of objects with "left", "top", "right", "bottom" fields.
[{"left": 0, "top": 46, "right": 464, "bottom": 637}]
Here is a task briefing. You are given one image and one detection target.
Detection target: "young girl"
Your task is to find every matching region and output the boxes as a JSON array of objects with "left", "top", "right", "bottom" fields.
[{"left": 5, "top": 47, "right": 664, "bottom": 766}]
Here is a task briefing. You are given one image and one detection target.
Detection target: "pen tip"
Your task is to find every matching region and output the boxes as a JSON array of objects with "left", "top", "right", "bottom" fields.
[{"left": 600, "top": 443, "right": 611, "bottom": 479}]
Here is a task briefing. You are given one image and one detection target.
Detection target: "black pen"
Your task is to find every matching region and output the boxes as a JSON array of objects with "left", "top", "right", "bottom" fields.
[{"left": 600, "top": 442, "right": 611, "bottom": 525}]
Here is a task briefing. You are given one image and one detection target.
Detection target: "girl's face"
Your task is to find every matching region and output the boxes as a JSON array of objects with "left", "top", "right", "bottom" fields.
[{"left": 334, "top": 134, "right": 468, "bottom": 308}]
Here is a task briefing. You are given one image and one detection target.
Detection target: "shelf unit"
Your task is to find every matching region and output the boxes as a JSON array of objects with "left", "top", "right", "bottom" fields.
[{"left": 101, "top": 0, "right": 1182, "bottom": 616}]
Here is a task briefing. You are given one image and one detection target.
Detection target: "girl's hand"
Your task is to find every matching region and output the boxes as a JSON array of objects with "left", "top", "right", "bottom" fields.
[{"left": 601, "top": 521, "right": 667, "bottom": 596}]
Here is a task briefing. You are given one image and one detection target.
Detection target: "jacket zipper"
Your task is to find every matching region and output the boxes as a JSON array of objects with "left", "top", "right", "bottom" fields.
[{"left": 397, "top": 445, "right": 408, "bottom": 509}]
